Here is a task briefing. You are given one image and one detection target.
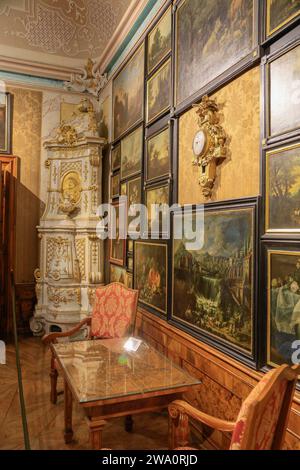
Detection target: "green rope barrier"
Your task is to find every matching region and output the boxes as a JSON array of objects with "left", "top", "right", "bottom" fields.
[{"left": 11, "top": 271, "right": 31, "bottom": 450}]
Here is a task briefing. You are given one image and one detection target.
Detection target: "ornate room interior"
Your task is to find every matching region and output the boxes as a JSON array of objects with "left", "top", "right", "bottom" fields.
[{"left": 1, "top": 0, "right": 300, "bottom": 453}]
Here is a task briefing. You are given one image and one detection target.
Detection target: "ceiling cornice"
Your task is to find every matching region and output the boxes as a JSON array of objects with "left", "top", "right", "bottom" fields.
[{"left": 0, "top": 55, "right": 77, "bottom": 81}]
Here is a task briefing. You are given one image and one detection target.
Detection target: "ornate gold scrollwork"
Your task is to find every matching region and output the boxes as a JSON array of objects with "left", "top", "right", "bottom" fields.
[{"left": 192, "top": 95, "right": 228, "bottom": 198}]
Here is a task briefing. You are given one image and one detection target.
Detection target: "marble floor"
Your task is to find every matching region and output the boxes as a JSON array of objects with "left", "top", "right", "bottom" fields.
[{"left": 0, "top": 337, "right": 170, "bottom": 450}]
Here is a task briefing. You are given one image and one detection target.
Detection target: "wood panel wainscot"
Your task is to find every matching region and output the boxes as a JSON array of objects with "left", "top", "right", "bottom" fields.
[{"left": 136, "top": 309, "right": 300, "bottom": 450}]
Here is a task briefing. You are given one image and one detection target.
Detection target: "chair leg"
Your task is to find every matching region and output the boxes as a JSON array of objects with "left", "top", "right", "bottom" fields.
[
  {"left": 50, "top": 356, "right": 58, "bottom": 404},
  {"left": 125, "top": 415, "right": 133, "bottom": 433}
]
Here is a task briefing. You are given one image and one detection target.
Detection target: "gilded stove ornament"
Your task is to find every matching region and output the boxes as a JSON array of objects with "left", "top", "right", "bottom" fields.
[{"left": 192, "top": 95, "right": 228, "bottom": 198}]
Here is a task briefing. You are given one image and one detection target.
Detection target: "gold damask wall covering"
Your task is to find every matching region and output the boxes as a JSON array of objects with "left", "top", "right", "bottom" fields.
[
  {"left": 178, "top": 67, "right": 260, "bottom": 205},
  {"left": 7, "top": 86, "right": 43, "bottom": 284}
]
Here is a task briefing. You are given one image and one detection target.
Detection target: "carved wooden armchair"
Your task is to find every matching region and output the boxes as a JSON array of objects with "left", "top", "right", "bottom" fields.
[
  {"left": 42, "top": 282, "right": 139, "bottom": 404},
  {"left": 169, "top": 364, "right": 300, "bottom": 450}
]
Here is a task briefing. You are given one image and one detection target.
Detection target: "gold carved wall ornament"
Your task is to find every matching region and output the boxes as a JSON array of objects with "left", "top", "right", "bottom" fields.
[{"left": 192, "top": 95, "right": 228, "bottom": 198}]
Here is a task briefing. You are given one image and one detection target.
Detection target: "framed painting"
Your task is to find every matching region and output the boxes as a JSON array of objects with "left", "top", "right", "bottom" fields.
[
  {"left": 172, "top": 199, "right": 257, "bottom": 358},
  {"left": 146, "top": 184, "right": 170, "bottom": 236},
  {"left": 268, "top": 44, "right": 300, "bottom": 138},
  {"left": 0, "top": 92, "right": 12, "bottom": 155},
  {"left": 128, "top": 177, "right": 141, "bottom": 231},
  {"left": 109, "top": 202, "right": 126, "bottom": 266},
  {"left": 146, "top": 59, "right": 171, "bottom": 124},
  {"left": 110, "top": 264, "right": 127, "bottom": 284},
  {"left": 266, "top": 143, "right": 300, "bottom": 234},
  {"left": 175, "top": 0, "right": 256, "bottom": 107},
  {"left": 146, "top": 127, "right": 170, "bottom": 182},
  {"left": 267, "top": 0, "right": 300, "bottom": 37},
  {"left": 148, "top": 7, "right": 172, "bottom": 74},
  {"left": 267, "top": 246, "right": 300, "bottom": 367},
  {"left": 121, "top": 126, "right": 143, "bottom": 180},
  {"left": 135, "top": 241, "right": 168, "bottom": 314},
  {"left": 99, "top": 95, "right": 110, "bottom": 140},
  {"left": 111, "top": 173, "right": 120, "bottom": 199},
  {"left": 121, "top": 182, "right": 127, "bottom": 196},
  {"left": 113, "top": 44, "right": 145, "bottom": 141},
  {"left": 126, "top": 273, "right": 133, "bottom": 289},
  {"left": 111, "top": 145, "right": 121, "bottom": 172}
]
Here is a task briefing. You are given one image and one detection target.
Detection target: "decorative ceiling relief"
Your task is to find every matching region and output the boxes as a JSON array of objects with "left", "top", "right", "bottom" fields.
[{"left": 0, "top": 0, "right": 130, "bottom": 69}]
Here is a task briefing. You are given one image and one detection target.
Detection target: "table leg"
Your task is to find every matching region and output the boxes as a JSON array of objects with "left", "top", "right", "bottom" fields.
[
  {"left": 86, "top": 418, "right": 107, "bottom": 450},
  {"left": 64, "top": 379, "right": 73, "bottom": 444}
]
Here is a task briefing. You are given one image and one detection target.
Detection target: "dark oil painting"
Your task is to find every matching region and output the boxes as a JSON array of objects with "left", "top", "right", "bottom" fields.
[
  {"left": 148, "top": 7, "right": 172, "bottom": 73},
  {"left": 147, "top": 59, "right": 171, "bottom": 123},
  {"left": 270, "top": 45, "right": 300, "bottom": 137},
  {"left": 135, "top": 242, "right": 167, "bottom": 314},
  {"left": 111, "top": 145, "right": 121, "bottom": 172},
  {"left": 268, "top": 251, "right": 300, "bottom": 366},
  {"left": 121, "top": 126, "right": 143, "bottom": 180},
  {"left": 128, "top": 177, "right": 141, "bottom": 230},
  {"left": 176, "top": 0, "right": 254, "bottom": 106},
  {"left": 147, "top": 127, "right": 170, "bottom": 182},
  {"left": 267, "top": 0, "right": 300, "bottom": 36},
  {"left": 113, "top": 44, "right": 144, "bottom": 140},
  {"left": 173, "top": 207, "right": 254, "bottom": 353},
  {"left": 266, "top": 145, "right": 300, "bottom": 232},
  {"left": 146, "top": 185, "right": 169, "bottom": 234},
  {"left": 111, "top": 173, "right": 120, "bottom": 199},
  {"left": 110, "top": 203, "right": 125, "bottom": 266}
]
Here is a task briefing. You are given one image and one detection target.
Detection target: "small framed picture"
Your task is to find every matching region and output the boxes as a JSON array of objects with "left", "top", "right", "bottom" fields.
[
  {"left": 0, "top": 92, "right": 12, "bottom": 154},
  {"left": 111, "top": 145, "right": 121, "bottom": 172},
  {"left": 146, "top": 126, "right": 170, "bottom": 183},
  {"left": 111, "top": 173, "right": 120, "bottom": 199},
  {"left": 109, "top": 201, "right": 126, "bottom": 267}
]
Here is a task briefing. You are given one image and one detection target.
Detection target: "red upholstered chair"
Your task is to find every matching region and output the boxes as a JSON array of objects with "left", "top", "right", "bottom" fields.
[
  {"left": 42, "top": 282, "right": 139, "bottom": 404},
  {"left": 168, "top": 364, "right": 300, "bottom": 450}
]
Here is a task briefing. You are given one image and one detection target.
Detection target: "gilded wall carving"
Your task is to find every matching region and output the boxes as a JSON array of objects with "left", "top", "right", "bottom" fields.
[{"left": 178, "top": 67, "right": 260, "bottom": 205}]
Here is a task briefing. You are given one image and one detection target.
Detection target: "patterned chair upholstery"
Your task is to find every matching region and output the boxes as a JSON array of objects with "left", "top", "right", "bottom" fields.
[
  {"left": 43, "top": 282, "right": 139, "bottom": 404},
  {"left": 169, "top": 364, "right": 300, "bottom": 451}
]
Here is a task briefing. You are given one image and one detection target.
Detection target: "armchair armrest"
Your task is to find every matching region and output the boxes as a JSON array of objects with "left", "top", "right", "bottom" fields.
[
  {"left": 42, "top": 317, "right": 91, "bottom": 345},
  {"left": 168, "top": 400, "right": 235, "bottom": 450}
]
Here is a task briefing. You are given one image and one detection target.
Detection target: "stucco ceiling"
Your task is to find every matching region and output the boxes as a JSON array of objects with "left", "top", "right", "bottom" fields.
[{"left": 0, "top": 0, "right": 147, "bottom": 78}]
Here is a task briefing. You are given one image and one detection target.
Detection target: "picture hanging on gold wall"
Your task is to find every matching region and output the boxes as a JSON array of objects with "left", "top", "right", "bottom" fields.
[
  {"left": 146, "top": 184, "right": 170, "bottom": 235},
  {"left": 267, "top": 248, "right": 300, "bottom": 368},
  {"left": 110, "top": 264, "right": 127, "bottom": 284},
  {"left": 135, "top": 242, "right": 168, "bottom": 314},
  {"left": 128, "top": 177, "right": 141, "bottom": 231},
  {"left": 121, "top": 126, "right": 143, "bottom": 180},
  {"left": 172, "top": 201, "right": 256, "bottom": 356},
  {"left": 109, "top": 201, "right": 126, "bottom": 267},
  {"left": 267, "top": 0, "right": 300, "bottom": 37},
  {"left": 146, "top": 127, "right": 170, "bottom": 182},
  {"left": 113, "top": 44, "right": 144, "bottom": 140},
  {"left": 266, "top": 143, "right": 300, "bottom": 233},
  {"left": 0, "top": 92, "right": 12, "bottom": 154},
  {"left": 146, "top": 59, "right": 171, "bottom": 124},
  {"left": 269, "top": 44, "right": 300, "bottom": 137},
  {"left": 148, "top": 7, "right": 172, "bottom": 74},
  {"left": 175, "top": 0, "right": 255, "bottom": 107},
  {"left": 111, "top": 173, "right": 120, "bottom": 199},
  {"left": 111, "top": 145, "right": 121, "bottom": 172}
]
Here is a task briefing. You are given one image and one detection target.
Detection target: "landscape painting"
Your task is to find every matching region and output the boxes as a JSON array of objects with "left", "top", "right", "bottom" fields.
[
  {"left": 121, "top": 126, "right": 143, "bottom": 180},
  {"left": 110, "top": 203, "right": 126, "bottom": 266},
  {"left": 111, "top": 145, "right": 121, "bottom": 172},
  {"left": 173, "top": 206, "right": 255, "bottom": 353},
  {"left": 135, "top": 242, "right": 168, "bottom": 314},
  {"left": 128, "top": 177, "right": 141, "bottom": 230},
  {"left": 176, "top": 0, "right": 254, "bottom": 106},
  {"left": 148, "top": 7, "right": 172, "bottom": 73},
  {"left": 147, "top": 127, "right": 170, "bottom": 182},
  {"left": 270, "top": 45, "right": 300, "bottom": 136},
  {"left": 0, "top": 92, "right": 11, "bottom": 154},
  {"left": 111, "top": 174, "right": 120, "bottom": 199},
  {"left": 147, "top": 59, "right": 171, "bottom": 123},
  {"left": 268, "top": 250, "right": 300, "bottom": 367},
  {"left": 146, "top": 185, "right": 169, "bottom": 234},
  {"left": 266, "top": 144, "right": 300, "bottom": 232},
  {"left": 267, "top": 0, "right": 300, "bottom": 36},
  {"left": 113, "top": 44, "right": 145, "bottom": 140}
]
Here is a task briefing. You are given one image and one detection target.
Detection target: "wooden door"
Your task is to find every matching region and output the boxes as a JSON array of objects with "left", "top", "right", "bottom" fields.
[{"left": 0, "top": 156, "right": 17, "bottom": 340}]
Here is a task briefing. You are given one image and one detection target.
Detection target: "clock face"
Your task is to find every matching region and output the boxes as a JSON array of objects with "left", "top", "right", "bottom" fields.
[{"left": 193, "top": 130, "right": 207, "bottom": 156}]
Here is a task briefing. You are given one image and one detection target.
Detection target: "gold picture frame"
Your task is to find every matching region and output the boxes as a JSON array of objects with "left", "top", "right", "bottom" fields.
[
  {"left": 265, "top": 142, "right": 300, "bottom": 234},
  {"left": 266, "top": 0, "right": 300, "bottom": 37},
  {"left": 147, "top": 7, "right": 172, "bottom": 74}
]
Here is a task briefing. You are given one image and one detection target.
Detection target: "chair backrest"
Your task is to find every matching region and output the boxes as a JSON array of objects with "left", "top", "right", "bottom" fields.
[
  {"left": 230, "top": 364, "right": 300, "bottom": 450},
  {"left": 90, "top": 282, "right": 139, "bottom": 339}
]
